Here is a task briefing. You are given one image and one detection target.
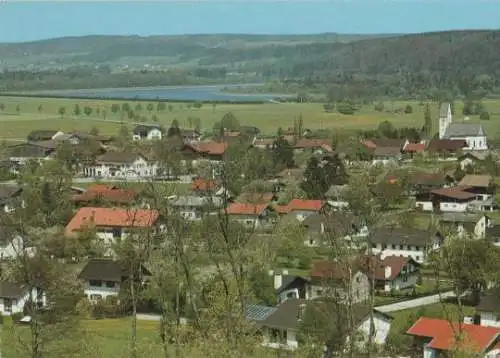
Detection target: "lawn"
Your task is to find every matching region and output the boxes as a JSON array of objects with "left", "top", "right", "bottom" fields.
[
  {"left": 0, "top": 96, "right": 499, "bottom": 138},
  {"left": 73, "top": 180, "right": 191, "bottom": 195}
]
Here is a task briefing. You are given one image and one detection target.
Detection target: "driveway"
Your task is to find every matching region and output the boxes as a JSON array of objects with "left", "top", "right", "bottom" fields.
[{"left": 375, "top": 291, "right": 456, "bottom": 313}]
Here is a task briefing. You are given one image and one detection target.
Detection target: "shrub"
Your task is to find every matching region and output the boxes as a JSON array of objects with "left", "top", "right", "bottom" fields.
[
  {"left": 480, "top": 111, "right": 490, "bottom": 120},
  {"left": 0, "top": 314, "right": 3, "bottom": 325},
  {"left": 11, "top": 312, "right": 23, "bottom": 323},
  {"left": 323, "top": 103, "right": 334, "bottom": 113},
  {"left": 404, "top": 104, "right": 413, "bottom": 114}
]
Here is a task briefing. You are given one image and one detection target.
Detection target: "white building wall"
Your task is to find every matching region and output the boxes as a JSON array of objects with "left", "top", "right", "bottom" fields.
[
  {"left": 357, "top": 316, "right": 392, "bottom": 345},
  {"left": 424, "top": 346, "right": 437, "bottom": 358},
  {"left": 440, "top": 202, "right": 469, "bottom": 213},
  {"left": 83, "top": 281, "right": 121, "bottom": 300},
  {"left": 0, "top": 288, "right": 47, "bottom": 315},
  {"left": 415, "top": 201, "right": 433, "bottom": 211},
  {"left": 372, "top": 244, "right": 427, "bottom": 263},
  {"left": 384, "top": 273, "right": 419, "bottom": 292},
  {"left": 480, "top": 311, "right": 500, "bottom": 328}
]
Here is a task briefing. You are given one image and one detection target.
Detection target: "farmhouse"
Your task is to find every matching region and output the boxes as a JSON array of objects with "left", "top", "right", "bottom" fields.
[
  {"left": 360, "top": 255, "right": 421, "bottom": 292},
  {"left": 83, "top": 151, "right": 159, "bottom": 179},
  {"left": 0, "top": 281, "right": 46, "bottom": 315},
  {"left": 72, "top": 184, "right": 138, "bottom": 206},
  {"left": 78, "top": 259, "right": 151, "bottom": 302},
  {"left": 224, "top": 203, "right": 275, "bottom": 229},
  {"left": 132, "top": 124, "right": 164, "bottom": 140}
]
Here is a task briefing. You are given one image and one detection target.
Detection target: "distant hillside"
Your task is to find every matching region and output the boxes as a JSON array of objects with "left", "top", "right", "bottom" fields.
[{"left": 0, "top": 30, "right": 499, "bottom": 99}]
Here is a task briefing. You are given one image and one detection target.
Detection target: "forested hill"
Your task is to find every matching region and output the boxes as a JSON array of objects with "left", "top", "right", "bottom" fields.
[{"left": 1, "top": 30, "right": 499, "bottom": 98}]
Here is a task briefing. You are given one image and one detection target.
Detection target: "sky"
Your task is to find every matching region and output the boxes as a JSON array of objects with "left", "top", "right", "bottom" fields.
[{"left": 0, "top": 0, "right": 499, "bottom": 43}]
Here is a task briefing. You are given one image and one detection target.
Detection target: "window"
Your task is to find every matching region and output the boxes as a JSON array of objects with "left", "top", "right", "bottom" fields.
[
  {"left": 89, "top": 280, "right": 102, "bottom": 287},
  {"left": 403, "top": 275, "right": 408, "bottom": 283},
  {"left": 105, "top": 281, "right": 116, "bottom": 288},
  {"left": 416, "top": 256, "right": 421, "bottom": 262},
  {"left": 391, "top": 244, "right": 396, "bottom": 250},
  {"left": 89, "top": 294, "right": 103, "bottom": 301},
  {"left": 316, "top": 290, "right": 323, "bottom": 297},
  {"left": 112, "top": 228, "right": 121, "bottom": 238},
  {"left": 286, "top": 292, "right": 296, "bottom": 299},
  {"left": 4, "top": 298, "right": 12, "bottom": 312}
]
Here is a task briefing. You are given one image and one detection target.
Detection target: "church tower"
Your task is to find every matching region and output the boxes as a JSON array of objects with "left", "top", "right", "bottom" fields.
[{"left": 438, "top": 103, "right": 452, "bottom": 139}]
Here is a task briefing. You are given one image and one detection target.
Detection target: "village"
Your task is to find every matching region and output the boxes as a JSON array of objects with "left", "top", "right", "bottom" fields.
[{"left": 0, "top": 102, "right": 500, "bottom": 357}]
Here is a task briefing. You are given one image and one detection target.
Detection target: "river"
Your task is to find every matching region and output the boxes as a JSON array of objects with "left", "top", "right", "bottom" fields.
[{"left": 29, "top": 84, "right": 293, "bottom": 102}]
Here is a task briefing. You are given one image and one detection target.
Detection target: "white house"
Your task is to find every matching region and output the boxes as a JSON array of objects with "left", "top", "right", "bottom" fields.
[
  {"left": 8, "top": 142, "right": 55, "bottom": 165},
  {"left": 370, "top": 227, "right": 443, "bottom": 264},
  {"left": 257, "top": 298, "right": 392, "bottom": 351},
  {"left": 438, "top": 213, "right": 493, "bottom": 239},
  {"left": 83, "top": 151, "right": 159, "bottom": 179},
  {"left": 78, "top": 259, "right": 151, "bottom": 301},
  {"left": 439, "top": 102, "right": 488, "bottom": 151},
  {"left": 0, "top": 185, "right": 22, "bottom": 213},
  {"left": 64, "top": 207, "right": 161, "bottom": 246},
  {"left": 0, "top": 282, "right": 46, "bottom": 315},
  {"left": 169, "top": 195, "right": 223, "bottom": 221},
  {"left": 132, "top": 124, "right": 163, "bottom": 141},
  {"left": 362, "top": 255, "right": 421, "bottom": 292}
]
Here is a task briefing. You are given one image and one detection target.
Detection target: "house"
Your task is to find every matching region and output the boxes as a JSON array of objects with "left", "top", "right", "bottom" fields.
[
  {"left": 132, "top": 124, "right": 164, "bottom": 141},
  {"left": 182, "top": 141, "right": 228, "bottom": 163},
  {"left": 458, "top": 151, "right": 491, "bottom": 170},
  {"left": 301, "top": 213, "right": 368, "bottom": 247},
  {"left": 427, "top": 139, "right": 467, "bottom": 157},
  {"left": 369, "top": 227, "right": 443, "bottom": 264},
  {"left": 360, "top": 255, "right": 421, "bottom": 292},
  {"left": 64, "top": 207, "right": 161, "bottom": 245},
  {"left": 438, "top": 213, "right": 493, "bottom": 238},
  {"left": 189, "top": 178, "right": 228, "bottom": 197},
  {"left": 270, "top": 269, "right": 311, "bottom": 303},
  {"left": 78, "top": 259, "right": 151, "bottom": 301},
  {"left": 403, "top": 142, "right": 426, "bottom": 158},
  {"left": 309, "top": 260, "right": 370, "bottom": 303},
  {"left": 82, "top": 152, "right": 158, "bottom": 179},
  {"left": 473, "top": 289, "right": 500, "bottom": 328},
  {"left": 293, "top": 139, "right": 332, "bottom": 154},
  {"left": 407, "top": 317, "right": 500, "bottom": 357},
  {"left": 0, "top": 185, "right": 22, "bottom": 213},
  {"left": 8, "top": 142, "right": 55, "bottom": 165},
  {"left": 179, "top": 129, "right": 202, "bottom": 142},
  {"left": 457, "top": 175, "right": 495, "bottom": 201},
  {"left": 26, "top": 130, "right": 62, "bottom": 141},
  {"left": 257, "top": 298, "right": 392, "bottom": 351},
  {"left": 431, "top": 186, "right": 482, "bottom": 213},
  {"left": 72, "top": 184, "right": 138, "bottom": 206},
  {"left": 439, "top": 102, "right": 488, "bottom": 150},
  {"left": 0, "top": 281, "right": 46, "bottom": 315},
  {"left": 169, "top": 195, "right": 223, "bottom": 221},
  {"left": 224, "top": 203, "right": 275, "bottom": 229},
  {"left": 372, "top": 146, "right": 402, "bottom": 165},
  {"left": 285, "top": 199, "right": 324, "bottom": 221},
  {"left": 411, "top": 172, "right": 448, "bottom": 211},
  {"left": 252, "top": 138, "right": 275, "bottom": 150}
]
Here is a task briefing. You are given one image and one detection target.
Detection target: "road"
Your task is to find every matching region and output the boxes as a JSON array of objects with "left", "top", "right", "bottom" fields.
[{"left": 375, "top": 291, "right": 456, "bottom": 313}]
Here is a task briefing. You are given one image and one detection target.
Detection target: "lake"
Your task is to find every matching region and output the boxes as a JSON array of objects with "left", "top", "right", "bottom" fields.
[{"left": 31, "top": 84, "right": 293, "bottom": 102}]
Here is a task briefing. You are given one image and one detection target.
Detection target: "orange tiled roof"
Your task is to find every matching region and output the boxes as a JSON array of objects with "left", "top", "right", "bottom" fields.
[
  {"left": 185, "top": 141, "right": 228, "bottom": 155},
  {"left": 65, "top": 207, "right": 159, "bottom": 235},
  {"left": 273, "top": 205, "right": 291, "bottom": 214},
  {"left": 72, "top": 184, "right": 137, "bottom": 204},
  {"left": 404, "top": 143, "right": 426, "bottom": 153},
  {"left": 407, "top": 317, "right": 500, "bottom": 352},
  {"left": 190, "top": 178, "right": 217, "bottom": 192},
  {"left": 287, "top": 199, "right": 323, "bottom": 212},
  {"left": 225, "top": 203, "right": 268, "bottom": 216}
]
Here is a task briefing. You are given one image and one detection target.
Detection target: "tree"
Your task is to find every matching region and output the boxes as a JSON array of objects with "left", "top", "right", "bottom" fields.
[
  {"left": 127, "top": 110, "right": 135, "bottom": 120},
  {"left": 58, "top": 106, "right": 66, "bottom": 118},
  {"left": 193, "top": 102, "right": 203, "bottom": 109},
  {"left": 377, "top": 120, "right": 398, "bottom": 138},
  {"left": 16, "top": 104, "right": 21, "bottom": 114},
  {"left": 90, "top": 126, "right": 100, "bottom": 136},
  {"left": 122, "top": 103, "right": 130, "bottom": 113},
  {"left": 336, "top": 101, "right": 355, "bottom": 115},
  {"left": 167, "top": 119, "right": 181, "bottom": 137},
  {"left": 301, "top": 155, "right": 347, "bottom": 199},
  {"left": 146, "top": 103, "right": 154, "bottom": 113},
  {"left": 0, "top": 103, "right": 5, "bottom": 112},
  {"left": 168, "top": 104, "right": 174, "bottom": 112},
  {"left": 272, "top": 136, "right": 295, "bottom": 169},
  {"left": 37, "top": 104, "right": 43, "bottom": 113},
  {"left": 135, "top": 103, "right": 142, "bottom": 112},
  {"left": 111, "top": 103, "right": 120, "bottom": 114},
  {"left": 73, "top": 104, "right": 81, "bottom": 116},
  {"left": 480, "top": 111, "right": 490, "bottom": 120},
  {"left": 156, "top": 102, "right": 166, "bottom": 112},
  {"left": 404, "top": 104, "right": 413, "bottom": 113},
  {"left": 83, "top": 106, "right": 93, "bottom": 116},
  {"left": 423, "top": 103, "right": 432, "bottom": 137},
  {"left": 213, "top": 112, "right": 240, "bottom": 133}
]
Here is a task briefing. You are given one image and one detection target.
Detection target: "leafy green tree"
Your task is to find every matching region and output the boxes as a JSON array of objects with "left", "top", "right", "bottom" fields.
[
  {"left": 193, "top": 102, "right": 203, "bottom": 109},
  {"left": 83, "top": 106, "right": 92, "bottom": 116},
  {"left": 135, "top": 103, "right": 142, "bottom": 112},
  {"left": 90, "top": 126, "right": 100, "bottom": 136},
  {"left": 404, "top": 104, "right": 413, "bottom": 113},
  {"left": 122, "top": 102, "right": 130, "bottom": 112},
  {"left": 480, "top": 111, "right": 490, "bottom": 120},
  {"left": 127, "top": 110, "right": 135, "bottom": 120},
  {"left": 111, "top": 103, "right": 120, "bottom": 114},
  {"left": 378, "top": 120, "right": 398, "bottom": 138},
  {"left": 0, "top": 103, "right": 5, "bottom": 111},
  {"left": 272, "top": 136, "right": 295, "bottom": 169},
  {"left": 167, "top": 119, "right": 181, "bottom": 137},
  {"left": 423, "top": 103, "right": 432, "bottom": 136},
  {"left": 336, "top": 101, "right": 355, "bottom": 115},
  {"left": 58, "top": 106, "right": 66, "bottom": 118},
  {"left": 15, "top": 104, "right": 20, "bottom": 114},
  {"left": 73, "top": 103, "right": 81, "bottom": 116},
  {"left": 301, "top": 155, "right": 347, "bottom": 199},
  {"left": 156, "top": 101, "right": 166, "bottom": 112},
  {"left": 168, "top": 104, "right": 174, "bottom": 112},
  {"left": 146, "top": 103, "right": 154, "bottom": 113},
  {"left": 213, "top": 112, "right": 240, "bottom": 133},
  {"left": 37, "top": 104, "right": 43, "bottom": 113}
]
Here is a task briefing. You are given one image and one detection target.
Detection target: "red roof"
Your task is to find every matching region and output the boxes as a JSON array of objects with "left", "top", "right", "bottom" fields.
[
  {"left": 65, "top": 207, "right": 159, "bottom": 235},
  {"left": 311, "top": 260, "right": 353, "bottom": 280},
  {"left": 225, "top": 203, "right": 269, "bottom": 216},
  {"left": 273, "top": 205, "right": 291, "bottom": 214},
  {"left": 404, "top": 143, "right": 426, "bottom": 153},
  {"left": 360, "top": 255, "right": 420, "bottom": 280},
  {"left": 362, "top": 140, "right": 377, "bottom": 149},
  {"left": 287, "top": 199, "right": 323, "bottom": 212},
  {"left": 431, "top": 186, "right": 477, "bottom": 200},
  {"left": 72, "top": 184, "right": 137, "bottom": 204},
  {"left": 407, "top": 317, "right": 500, "bottom": 353},
  {"left": 185, "top": 141, "right": 228, "bottom": 155},
  {"left": 190, "top": 178, "right": 217, "bottom": 192},
  {"left": 294, "top": 139, "right": 332, "bottom": 151}
]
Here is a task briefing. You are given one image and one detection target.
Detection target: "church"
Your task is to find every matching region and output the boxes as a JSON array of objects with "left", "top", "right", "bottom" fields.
[{"left": 438, "top": 103, "right": 488, "bottom": 151}]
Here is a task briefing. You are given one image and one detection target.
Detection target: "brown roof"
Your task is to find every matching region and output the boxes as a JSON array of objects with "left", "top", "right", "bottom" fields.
[
  {"left": 370, "top": 227, "right": 440, "bottom": 246},
  {"left": 184, "top": 141, "right": 228, "bottom": 155},
  {"left": 359, "top": 255, "right": 420, "bottom": 281},
  {"left": 294, "top": 139, "right": 332, "bottom": 151},
  {"left": 370, "top": 138, "right": 406, "bottom": 148},
  {"left": 427, "top": 139, "right": 467, "bottom": 152},
  {"left": 431, "top": 186, "right": 477, "bottom": 200},
  {"left": 311, "top": 260, "right": 360, "bottom": 280},
  {"left": 72, "top": 184, "right": 137, "bottom": 204},
  {"left": 373, "top": 146, "right": 402, "bottom": 156},
  {"left": 457, "top": 175, "right": 493, "bottom": 188},
  {"left": 409, "top": 172, "right": 445, "bottom": 186}
]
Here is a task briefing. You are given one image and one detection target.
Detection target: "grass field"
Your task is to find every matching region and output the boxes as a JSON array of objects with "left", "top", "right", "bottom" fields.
[{"left": 1, "top": 96, "right": 499, "bottom": 140}]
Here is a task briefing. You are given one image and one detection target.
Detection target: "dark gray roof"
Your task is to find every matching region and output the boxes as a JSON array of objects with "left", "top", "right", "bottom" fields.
[
  {"left": 133, "top": 124, "right": 164, "bottom": 135},
  {"left": 486, "top": 225, "right": 500, "bottom": 238},
  {"left": 78, "top": 259, "right": 151, "bottom": 282},
  {"left": 373, "top": 146, "right": 402, "bottom": 157},
  {"left": 0, "top": 185, "right": 22, "bottom": 204},
  {"left": 443, "top": 123, "right": 485, "bottom": 138},
  {"left": 245, "top": 304, "right": 277, "bottom": 322},
  {"left": 439, "top": 103, "right": 451, "bottom": 118},
  {"left": 438, "top": 213, "right": 483, "bottom": 224},
  {"left": 259, "top": 298, "right": 307, "bottom": 330},
  {"left": 8, "top": 143, "right": 53, "bottom": 158},
  {"left": 97, "top": 151, "right": 142, "bottom": 164},
  {"left": 27, "top": 130, "right": 58, "bottom": 141},
  {"left": 0, "top": 281, "right": 25, "bottom": 299},
  {"left": 476, "top": 288, "right": 500, "bottom": 313},
  {"left": 170, "top": 195, "right": 223, "bottom": 208},
  {"left": 370, "top": 227, "right": 440, "bottom": 246}
]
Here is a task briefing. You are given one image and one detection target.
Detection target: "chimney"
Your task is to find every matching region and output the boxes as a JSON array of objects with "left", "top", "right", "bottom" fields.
[
  {"left": 274, "top": 271, "right": 283, "bottom": 290},
  {"left": 384, "top": 265, "right": 392, "bottom": 279},
  {"left": 320, "top": 222, "right": 325, "bottom": 234}
]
